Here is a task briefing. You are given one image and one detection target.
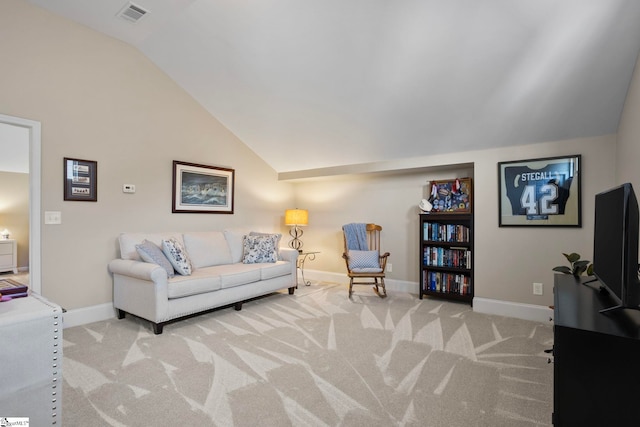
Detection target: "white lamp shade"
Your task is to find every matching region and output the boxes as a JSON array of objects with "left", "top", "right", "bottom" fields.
[{"left": 285, "top": 209, "right": 308, "bottom": 226}]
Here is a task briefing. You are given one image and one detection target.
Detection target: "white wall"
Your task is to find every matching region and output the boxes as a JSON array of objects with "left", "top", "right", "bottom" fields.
[{"left": 0, "top": 0, "right": 294, "bottom": 309}]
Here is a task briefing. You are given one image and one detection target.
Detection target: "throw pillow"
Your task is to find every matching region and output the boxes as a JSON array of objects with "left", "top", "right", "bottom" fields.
[
  {"left": 224, "top": 229, "right": 251, "bottom": 263},
  {"left": 242, "top": 234, "right": 279, "bottom": 264},
  {"left": 249, "top": 231, "right": 282, "bottom": 256},
  {"left": 136, "top": 239, "right": 175, "bottom": 278},
  {"left": 162, "top": 237, "right": 193, "bottom": 275},
  {"left": 348, "top": 250, "right": 380, "bottom": 270}
]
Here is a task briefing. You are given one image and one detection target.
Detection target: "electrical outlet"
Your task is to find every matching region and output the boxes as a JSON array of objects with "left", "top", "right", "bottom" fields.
[
  {"left": 387, "top": 263, "right": 392, "bottom": 272},
  {"left": 123, "top": 184, "right": 136, "bottom": 193},
  {"left": 533, "top": 282, "right": 543, "bottom": 295}
]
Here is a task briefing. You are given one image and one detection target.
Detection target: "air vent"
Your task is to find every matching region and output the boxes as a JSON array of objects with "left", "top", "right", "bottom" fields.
[{"left": 117, "top": 2, "right": 149, "bottom": 23}]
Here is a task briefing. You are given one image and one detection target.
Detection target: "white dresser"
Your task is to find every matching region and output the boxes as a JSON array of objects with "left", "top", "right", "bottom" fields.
[
  {"left": 0, "top": 239, "right": 17, "bottom": 274},
  {"left": 0, "top": 293, "right": 63, "bottom": 425}
]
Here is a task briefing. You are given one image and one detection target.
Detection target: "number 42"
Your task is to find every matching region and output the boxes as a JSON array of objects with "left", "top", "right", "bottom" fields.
[{"left": 520, "top": 184, "right": 558, "bottom": 215}]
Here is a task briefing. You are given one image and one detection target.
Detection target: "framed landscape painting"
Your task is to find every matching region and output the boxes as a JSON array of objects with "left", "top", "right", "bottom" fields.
[
  {"left": 172, "top": 161, "right": 235, "bottom": 214},
  {"left": 498, "top": 155, "right": 581, "bottom": 227}
]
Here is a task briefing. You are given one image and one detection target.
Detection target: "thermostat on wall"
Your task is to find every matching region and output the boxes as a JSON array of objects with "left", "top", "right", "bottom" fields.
[{"left": 123, "top": 184, "right": 136, "bottom": 193}]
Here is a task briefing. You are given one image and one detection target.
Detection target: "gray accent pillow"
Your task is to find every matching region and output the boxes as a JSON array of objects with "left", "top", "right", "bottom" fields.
[
  {"left": 162, "top": 237, "right": 193, "bottom": 275},
  {"left": 348, "top": 250, "right": 380, "bottom": 269},
  {"left": 136, "top": 239, "right": 175, "bottom": 278}
]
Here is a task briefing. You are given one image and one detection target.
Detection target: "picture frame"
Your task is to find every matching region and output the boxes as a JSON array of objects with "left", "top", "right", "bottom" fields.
[
  {"left": 172, "top": 160, "right": 235, "bottom": 214},
  {"left": 64, "top": 157, "right": 97, "bottom": 202},
  {"left": 498, "top": 154, "right": 581, "bottom": 227},
  {"left": 428, "top": 178, "right": 473, "bottom": 213}
]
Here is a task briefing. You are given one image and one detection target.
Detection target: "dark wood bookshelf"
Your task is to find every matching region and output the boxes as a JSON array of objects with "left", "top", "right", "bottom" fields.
[{"left": 419, "top": 212, "right": 473, "bottom": 304}]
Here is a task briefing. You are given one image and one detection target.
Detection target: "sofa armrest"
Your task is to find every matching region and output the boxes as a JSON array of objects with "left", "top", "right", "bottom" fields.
[
  {"left": 278, "top": 247, "right": 299, "bottom": 263},
  {"left": 108, "top": 259, "right": 167, "bottom": 282}
]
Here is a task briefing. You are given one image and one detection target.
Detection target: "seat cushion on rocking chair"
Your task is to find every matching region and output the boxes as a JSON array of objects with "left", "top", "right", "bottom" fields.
[{"left": 348, "top": 250, "right": 382, "bottom": 272}]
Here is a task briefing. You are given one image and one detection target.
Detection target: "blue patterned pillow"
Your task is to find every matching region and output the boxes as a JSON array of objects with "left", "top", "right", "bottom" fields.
[
  {"left": 348, "top": 250, "right": 380, "bottom": 270},
  {"left": 242, "top": 234, "right": 278, "bottom": 264},
  {"left": 162, "top": 238, "right": 192, "bottom": 275},
  {"left": 136, "top": 239, "right": 175, "bottom": 278}
]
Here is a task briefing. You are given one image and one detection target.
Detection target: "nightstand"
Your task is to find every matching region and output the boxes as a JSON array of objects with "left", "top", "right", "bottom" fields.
[{"left": 0, "top": 239, "right": 17, "bottom": 274}]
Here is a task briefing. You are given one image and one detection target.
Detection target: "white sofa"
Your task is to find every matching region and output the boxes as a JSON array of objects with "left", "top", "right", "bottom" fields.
[{"left": 108, "top": 230, "right": 298, "bottom": 334}]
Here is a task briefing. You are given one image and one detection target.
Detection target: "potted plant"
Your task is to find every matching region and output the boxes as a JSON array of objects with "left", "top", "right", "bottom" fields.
[{"left": 553, "top": 253, "right": 593, "bottom": 277}]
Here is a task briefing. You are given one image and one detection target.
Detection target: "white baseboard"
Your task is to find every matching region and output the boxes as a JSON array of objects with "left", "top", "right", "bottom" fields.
[
  {"left": 63, "top": 302, "right": 116, "bottom": 329},
  {"left": 304, "top": 270, "right": 552, "bottom": 323},
  {"left": 301, "top": 269, "right": 419, "bottom": 294},
  {"left": 473, "top": 297, "right": 553, "bottom": 323},
  {"left": 62, "top": 273, "right": 552, "bottom": 329}
]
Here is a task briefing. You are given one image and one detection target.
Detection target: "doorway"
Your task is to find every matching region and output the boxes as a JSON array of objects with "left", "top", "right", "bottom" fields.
[{"left": 0, "top": 114, "right": 41, "bottom": 294}]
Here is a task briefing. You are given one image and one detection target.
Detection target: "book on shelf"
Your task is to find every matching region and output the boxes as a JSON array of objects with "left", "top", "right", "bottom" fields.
[
  {"left": 423, "top": 247, "right": 471, "bottom": 269},
  {"left": 423, "top": 271, "right": 471, "bottom": 295},
  {"left": 423, "top": 222, "right": 470, "bottom": 243},
  {"left": 0, "top": 279, "right": 28, "bottom": 295}
]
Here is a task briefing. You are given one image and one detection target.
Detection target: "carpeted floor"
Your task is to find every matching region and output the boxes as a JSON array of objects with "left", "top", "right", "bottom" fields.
[{"left": 62, "top": 282, "right": 554, "bottom": 426}]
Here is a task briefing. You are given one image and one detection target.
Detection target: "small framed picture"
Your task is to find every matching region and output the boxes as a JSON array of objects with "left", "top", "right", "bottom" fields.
[
  {"left": 498, "top": 154, "right": 581, "bottom": 227},
  {"left": 64, "top": 157, "right": 97, "bottom": 202},
  {"left": 172, "top": 160, "right": 235, "bottom": 214}
]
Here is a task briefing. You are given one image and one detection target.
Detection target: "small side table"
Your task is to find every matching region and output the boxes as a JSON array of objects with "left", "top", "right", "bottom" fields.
[{"left": 297, "top": 251, "right": 319, "bottom": 286}]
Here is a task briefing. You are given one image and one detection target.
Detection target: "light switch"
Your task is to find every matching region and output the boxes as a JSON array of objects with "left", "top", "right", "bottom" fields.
[{"left": 45, "top": 211, "right": 62, "bottom": 225}]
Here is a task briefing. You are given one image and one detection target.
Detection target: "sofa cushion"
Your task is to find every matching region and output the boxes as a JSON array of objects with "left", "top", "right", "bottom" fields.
[
  {"left": 166, "top": 268, "right": 222, "bottom": 299},
  {"left": 260, "top": 261, "right": 292, "bottom": 280},
  {"left": 183, "top": 232, "right": 233, "bottom": 268},
  {"left": 119, "top": 232, "right": 184, "bottom": 261},
  {"left": 162, "top": 238, "right": 193, "bottom": 276},
  {"left": 242, "top": 234, "right": 279, "bottom": 264},
  {"left": 212, "top": 264, "right": 262, "bottom": 289},
  {"left": 136, "top": 240, "right": 175, "bottom": 278},
  {"left": 224, "top": 229, "right": 251, "bottom": 263}
]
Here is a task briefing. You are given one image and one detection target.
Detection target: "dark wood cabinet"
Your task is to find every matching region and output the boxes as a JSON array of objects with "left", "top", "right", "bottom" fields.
[
  {"left": 553, "top": 275, "right": 640, "bottom": 426},
  {"left": 419, "top": 213, "right": 473, "bottom": 304}
]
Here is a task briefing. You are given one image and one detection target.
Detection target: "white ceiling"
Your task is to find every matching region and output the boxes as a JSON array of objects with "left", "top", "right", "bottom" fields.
[{"left": 27, "top": 0, "right": 640, "bottom": 173}]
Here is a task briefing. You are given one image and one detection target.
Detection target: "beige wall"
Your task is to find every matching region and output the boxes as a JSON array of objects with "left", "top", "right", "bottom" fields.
[
  {"left": 0, "top": 171, "right": 29, "bottom": 269},
  {"left": 617, "top": 53, "right": 640, "bottom": 187},
  {"left": 292, "top": 134, "right": 616, "bottom": 307},
  {"left": 0, "top": 0, "right": 294, "bottom": 309}
]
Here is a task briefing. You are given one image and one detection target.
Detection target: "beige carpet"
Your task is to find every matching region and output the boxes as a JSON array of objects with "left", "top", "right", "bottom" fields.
[{"left": 62, "top": 282, "right": 553, "bottom": 426}]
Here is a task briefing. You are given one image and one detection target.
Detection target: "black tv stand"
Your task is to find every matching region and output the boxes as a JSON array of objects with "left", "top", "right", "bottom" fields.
[
  {"left": 553, "top": 275, "right": 640, "bottom": 426},
  {"left": 581, "top": 276, "right": 598, "bottom": 285}
]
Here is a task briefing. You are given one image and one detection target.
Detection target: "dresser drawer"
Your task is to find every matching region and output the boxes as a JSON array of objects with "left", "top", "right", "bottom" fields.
[
  {"left": 0, "top": 254, "right": 12, "bottom": 267},
  {"left": 0, "top": 242, "right": 12, "bottom": 255}
]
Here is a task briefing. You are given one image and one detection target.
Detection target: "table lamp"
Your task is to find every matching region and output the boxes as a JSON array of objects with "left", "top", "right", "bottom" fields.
[
  {"left": 1, "top": 229, "right": 9, "bottom": 239},
  {"left": 285, "top": 209, "right": 308, "bottom": 252}
]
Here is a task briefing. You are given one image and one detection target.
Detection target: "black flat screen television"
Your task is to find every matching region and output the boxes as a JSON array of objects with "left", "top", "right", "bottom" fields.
[{"left": 593, "top": 183, "right": 640, "bottom": 313}]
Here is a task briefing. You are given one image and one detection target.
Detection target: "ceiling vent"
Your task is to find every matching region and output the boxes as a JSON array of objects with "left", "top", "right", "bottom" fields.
[{"left": 117, "top": 2, "right": 149, "bottom": 23}]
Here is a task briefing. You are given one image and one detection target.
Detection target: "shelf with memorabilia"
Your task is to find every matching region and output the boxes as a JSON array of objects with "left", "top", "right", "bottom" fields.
[{"left": 419, "top": 178, "right": 473, "bottom": 304}]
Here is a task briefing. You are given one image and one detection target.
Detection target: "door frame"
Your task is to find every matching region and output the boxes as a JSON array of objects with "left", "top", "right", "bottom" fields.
[{"left": 0, "top": 113, "right": 41, "bottom": 294}]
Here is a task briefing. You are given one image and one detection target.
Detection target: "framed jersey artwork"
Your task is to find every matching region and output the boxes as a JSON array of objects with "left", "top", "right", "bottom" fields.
[{"left": 498, "top": 155, "right": 581, "bottom": 227}]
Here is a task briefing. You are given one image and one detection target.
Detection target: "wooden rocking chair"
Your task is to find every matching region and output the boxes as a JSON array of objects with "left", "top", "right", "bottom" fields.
[{"left": 342, "top": 223, "right": 390, "bottom": 298}]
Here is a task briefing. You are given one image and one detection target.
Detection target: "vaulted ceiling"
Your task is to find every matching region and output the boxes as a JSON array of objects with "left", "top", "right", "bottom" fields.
[{"left": 28, "top": 0, "right": 640, "bottom": 173}]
